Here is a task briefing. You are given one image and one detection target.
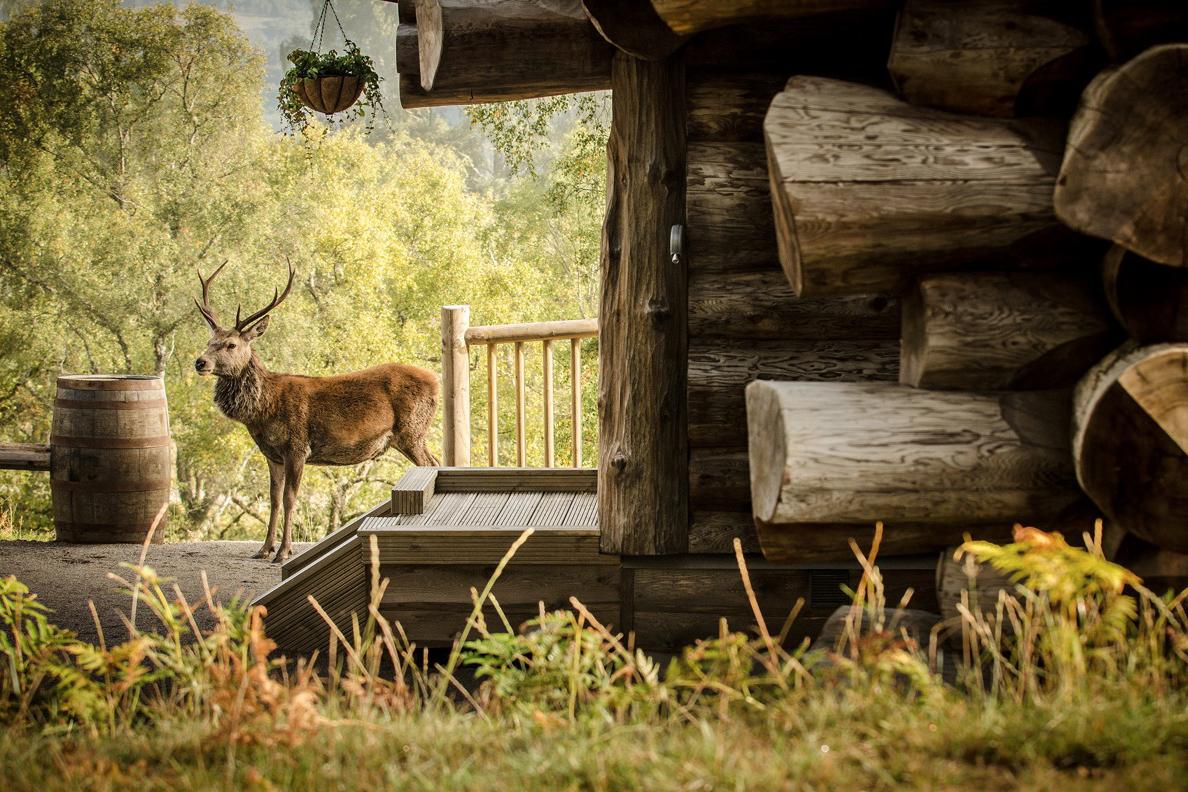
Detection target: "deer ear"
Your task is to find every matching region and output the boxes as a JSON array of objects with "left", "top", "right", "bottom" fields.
[{"left": 242, "top": 315, "right": 270, "bottom": 340}]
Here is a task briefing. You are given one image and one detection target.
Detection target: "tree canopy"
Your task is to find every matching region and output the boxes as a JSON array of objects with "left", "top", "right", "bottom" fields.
[{"left": 0, "top": 0, "right": 607, "bottom": 542}]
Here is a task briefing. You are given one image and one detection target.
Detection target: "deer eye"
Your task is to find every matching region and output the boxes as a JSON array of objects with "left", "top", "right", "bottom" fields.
[{"left": 226, "top": 342, "right": 237, "bottom": 350}]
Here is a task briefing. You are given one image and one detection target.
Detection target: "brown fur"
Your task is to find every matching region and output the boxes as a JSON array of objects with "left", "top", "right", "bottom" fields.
[{"left": 195, "top": 264, "right": 439, "bottom": 562}]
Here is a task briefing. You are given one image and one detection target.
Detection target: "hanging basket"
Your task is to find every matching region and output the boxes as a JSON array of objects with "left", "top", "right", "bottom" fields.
[{"left": 292, "top": 74, "right": 366, "bottom": 116}]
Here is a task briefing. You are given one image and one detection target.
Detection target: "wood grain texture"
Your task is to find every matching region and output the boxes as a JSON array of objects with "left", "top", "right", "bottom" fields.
[
  {"left": 1073, "top": 343, "right": 1188, "bottom": 551},
  {"left": 686, "top": 141, "right": 773, "bottom": 272},
  {"left": 599, "top": 52, "right": 688, "bottom": 555},
  {"left": 689, "top": 447, "right": 751, "bottom": 511},
  {"left": 50, "top": 376, "right": 170, "bottom": 544},
  {"left": 380, "top": 562, "right": 619, "bottom": 606},
  {"left": 687, "top": 71, "right": 787, "bottom": 143},
  {"left": 759, "top": 520, "right": 1015, "bottom": 564},
  {"left": 747, "top": 381, "right": 1080, "bottom": 526},
  {"left": 396, "top": 0, "right": 613, "bottom": 109},
  {"left": 901, "top": 272, "right": 1120, "bottom": 390},
  {"left": 1054, "top": 45, "right": 1188, "bottom": 268},
  {"left": 581, "top": 0, "right": 686, "bottom": 60},
  {"left": 889, "top": 0, "right": 1093, "bottom": 117},
  {"left": 764, "top": 76, "right": 1069, "bottom": 296},
  {"left": 688, "top": 338, "right": 900, "bottom": 445},
  {"left": 648, "top": 0, "right": 893, "bottom": 35},
  {"left": 433, "top": 467, "right": 597, "bottom": 492},
  {"left": 688, "top": 510, "right": 760, "bottom": 553},
  {"left": 441, "top": 305, "right": 470, "bottom": 466},
  {"left": 254, "top": 536, "right": 368, "bottom": 657},
  {"left": 391, "top": 467, "right": 437, "bottom": 515},
  {"left": 688, "top": 269, "right": 898, "bottom": 340},
  {"left": 281, "top": 500, "right": 390, "bottom": 580},
  {"left": 1102, "top": 245, "right": 1188, "bottom": 343},
  {"left": 0, "top": 442, "right": 50, "bottom": 471},
  {"left": 359, "top": 522, "right": 618, "bottom": 565}
]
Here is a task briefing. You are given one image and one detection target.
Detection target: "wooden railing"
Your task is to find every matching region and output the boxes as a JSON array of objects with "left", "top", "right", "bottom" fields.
[{"left": 441, "top": 305, "right": 598, "bottom": 467}]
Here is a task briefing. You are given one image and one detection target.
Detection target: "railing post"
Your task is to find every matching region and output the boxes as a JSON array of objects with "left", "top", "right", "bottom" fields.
[{"left": 441, "top": 305, "right": 471, "bottom": 467}]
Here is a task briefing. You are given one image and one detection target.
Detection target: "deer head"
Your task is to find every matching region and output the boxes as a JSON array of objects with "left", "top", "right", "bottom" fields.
[{"left": 194, "top": 260, "right": 295, "bottom": 377}]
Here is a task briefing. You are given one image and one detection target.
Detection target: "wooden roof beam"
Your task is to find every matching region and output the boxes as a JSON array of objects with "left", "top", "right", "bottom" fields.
[
  {"left": 395, "top": 0, "right": 613, "bottom": 109},
  {"left": 648, "top": 0, "right": 894, "bottom": 36}
]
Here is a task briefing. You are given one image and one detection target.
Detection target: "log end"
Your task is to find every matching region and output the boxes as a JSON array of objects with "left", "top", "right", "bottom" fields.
[
  {"left": 745, "top": 380, "right": 787, "bottom": 524},
  {"left": 1074, "top": 343, "right": 1188, "bottom": 552}
]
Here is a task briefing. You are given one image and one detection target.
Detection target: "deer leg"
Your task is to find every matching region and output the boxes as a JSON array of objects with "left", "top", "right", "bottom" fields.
[
  {"left": 255, "top": 459, "right": 285, "bottom": 559},
  {"left": 273, "top": 455, "right": 305, "bottom": 564},
  {"left": 397, "top": 437, "right": 439, "bottom": 467}
]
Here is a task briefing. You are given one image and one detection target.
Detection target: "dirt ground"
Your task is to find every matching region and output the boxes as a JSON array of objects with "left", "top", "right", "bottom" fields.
[{"left": 0, "top": 540, "right": 313, "bottom": 643}]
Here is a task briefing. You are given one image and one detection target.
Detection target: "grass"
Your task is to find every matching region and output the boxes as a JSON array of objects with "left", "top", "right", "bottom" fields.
[{"left": 1, "top": 523, "right": 1185, "bottom": 790}]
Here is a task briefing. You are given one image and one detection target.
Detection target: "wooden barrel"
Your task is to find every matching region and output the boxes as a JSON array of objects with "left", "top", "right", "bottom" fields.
[{"left": 51, "top": 375, "right": 171, "bottom": 543}]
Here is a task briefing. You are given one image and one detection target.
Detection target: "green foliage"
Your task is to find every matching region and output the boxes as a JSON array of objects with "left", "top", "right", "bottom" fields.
[
  {"left": 0, "top": 532, "right": 1185, "bottom": 787},
  {"left": 0, "top": 1, "right": 604, "bottom": 543},
  {"left": 278, "top": 40, "right": 384, "bottom": 133}
]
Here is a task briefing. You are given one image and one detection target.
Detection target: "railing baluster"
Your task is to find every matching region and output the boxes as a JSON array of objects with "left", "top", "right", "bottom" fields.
[
  {"left": 487, "top": 342, "right": 498, "bottom": 467},
  {"left": 514, "top": 340, "right": 526, "bottom": 467},
  {"left": 571, "top": 337, "right": 582, "bottom": 468},
  {"left": 542, "top": 339, "right": 554, "bottom": 468},
  {"left": 451, "top": 307, "right": 596, "bottom": 469}
]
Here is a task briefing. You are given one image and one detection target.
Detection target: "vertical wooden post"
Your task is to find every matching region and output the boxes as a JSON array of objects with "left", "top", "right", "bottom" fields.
[
  {"left": 599, "top": 51, "right": 688, "bottom": 555},
  {"left": 441, "top": 305, "right": 471, "bottom": 467},
  {"left": 542, "top": 340, "right": 555, "bottom": 467},
  {"left": 571, "top": 337, "right": 582, "bottom": 468},
  {"left": 514, "top": 340, "right": 526, "bottom": 466},
  {"left": 486, "top": 342, "right": 498, "bottom": 466}
]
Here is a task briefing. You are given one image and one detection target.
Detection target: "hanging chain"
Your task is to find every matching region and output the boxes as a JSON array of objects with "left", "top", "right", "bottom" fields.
[{"left": 310, "top": 0, "right": 351, "bottom": 53}]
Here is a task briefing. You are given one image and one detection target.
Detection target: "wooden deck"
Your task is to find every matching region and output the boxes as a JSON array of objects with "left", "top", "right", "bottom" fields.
[{"left": 254, "top": 467, "right": 615, "bottom": 655}]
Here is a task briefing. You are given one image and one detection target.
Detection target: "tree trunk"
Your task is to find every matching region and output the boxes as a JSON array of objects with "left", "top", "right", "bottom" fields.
[
  {"left": 889, "top": 0, "right": 1093, "bottom": 117},
  {"left": 396, "top": 0, "right": 613, "bottom": 108},
  {"left": 1054, "top": 44, "right": 1188, "bottom": 268},
  {"left": 746, "top": 380, "right": 1080, "bottom": 526},
  {"left": 1073, "top": 343, "right": 1188, "bottom": 552},
  {"left": 900, "top": 272, "right": 1119, "bottom": 390},
  {"left": 1101, "top": 245, "right": 1188, "bottom": 343},
  {"left": 598, "top": 51, "right": 688, "bottom": 555},
  {"left": 764, "top": 77, "right": 1070, "bottom": 296}
]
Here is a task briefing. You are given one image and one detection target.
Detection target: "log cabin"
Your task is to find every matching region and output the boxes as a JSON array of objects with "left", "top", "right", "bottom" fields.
[{"left": 254, "top": 0, "right": 1188, "bottom": 655}]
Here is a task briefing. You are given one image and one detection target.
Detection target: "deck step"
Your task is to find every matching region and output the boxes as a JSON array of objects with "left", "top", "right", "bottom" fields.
[{"left": 256, "top": 466, "right": 619, "bottom": 653}]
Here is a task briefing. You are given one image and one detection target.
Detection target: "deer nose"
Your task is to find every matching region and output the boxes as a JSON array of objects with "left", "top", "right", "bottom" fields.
[{"left": 195, "top": 358, "right": 208, "bottom": 372}]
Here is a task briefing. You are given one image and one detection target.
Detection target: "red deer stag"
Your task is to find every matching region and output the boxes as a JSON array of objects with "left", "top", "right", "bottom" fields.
[{"left": 194, "top": 262, "right": 439, "bottom": 562}]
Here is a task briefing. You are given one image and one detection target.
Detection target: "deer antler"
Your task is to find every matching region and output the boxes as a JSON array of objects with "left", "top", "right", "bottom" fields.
[
  {"left": 235, "top": 259, "right": 296, "bottom": 332},
  {"left": 194, "top": 260, "right": 228, "bottom": 331}
]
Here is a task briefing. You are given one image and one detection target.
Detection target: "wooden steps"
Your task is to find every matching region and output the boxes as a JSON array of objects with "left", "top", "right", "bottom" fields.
[{"left": 255, "top": 467, "right": 618, "bottom": 655}]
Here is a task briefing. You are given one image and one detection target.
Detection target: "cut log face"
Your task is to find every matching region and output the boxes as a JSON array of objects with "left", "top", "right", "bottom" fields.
[
  {"left": 901, "top": 272, "right": 1120, "bottom": 390},
  {"left": 746, "top": 381, "right": 1080, "bottom": 527},
  {"left": 1102, "top": 245, "right": 1188, "bottom": 343},
  {"left": 1054, "top": 44, "right": 1188, "bottom": 268},
  {"left": 889, "top": 0, "right": 1093, "bottom": 118},
  {"left": 764, "top": 77, "right": 1069, "bottom": 296},
  {"left": 1073, "top": 344, "right": 1188, "bottom": 552},
  {"left": 396, "top": 0, "right": 613, "bottom": 109},
  {"left": 649, "top": 0, "right": 893, "bottom": 35}
]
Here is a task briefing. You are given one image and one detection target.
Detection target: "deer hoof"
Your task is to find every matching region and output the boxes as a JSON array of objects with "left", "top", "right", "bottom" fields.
[
  {"left": 253, "top": 545, "right": 274, "bottom": 559},
  {"left": 272, "top": 547, "right": 291, "bottom": 564}
]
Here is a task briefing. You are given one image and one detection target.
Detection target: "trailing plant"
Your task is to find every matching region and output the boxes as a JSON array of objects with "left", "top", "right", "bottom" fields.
[{"left": 278, "top": 40, "right": 384, "bottom": 134}]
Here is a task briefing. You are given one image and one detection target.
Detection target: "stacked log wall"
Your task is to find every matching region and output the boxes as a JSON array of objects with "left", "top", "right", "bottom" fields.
[{"left": 683, "top": 25, "right": 898, "bottom": 556}]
